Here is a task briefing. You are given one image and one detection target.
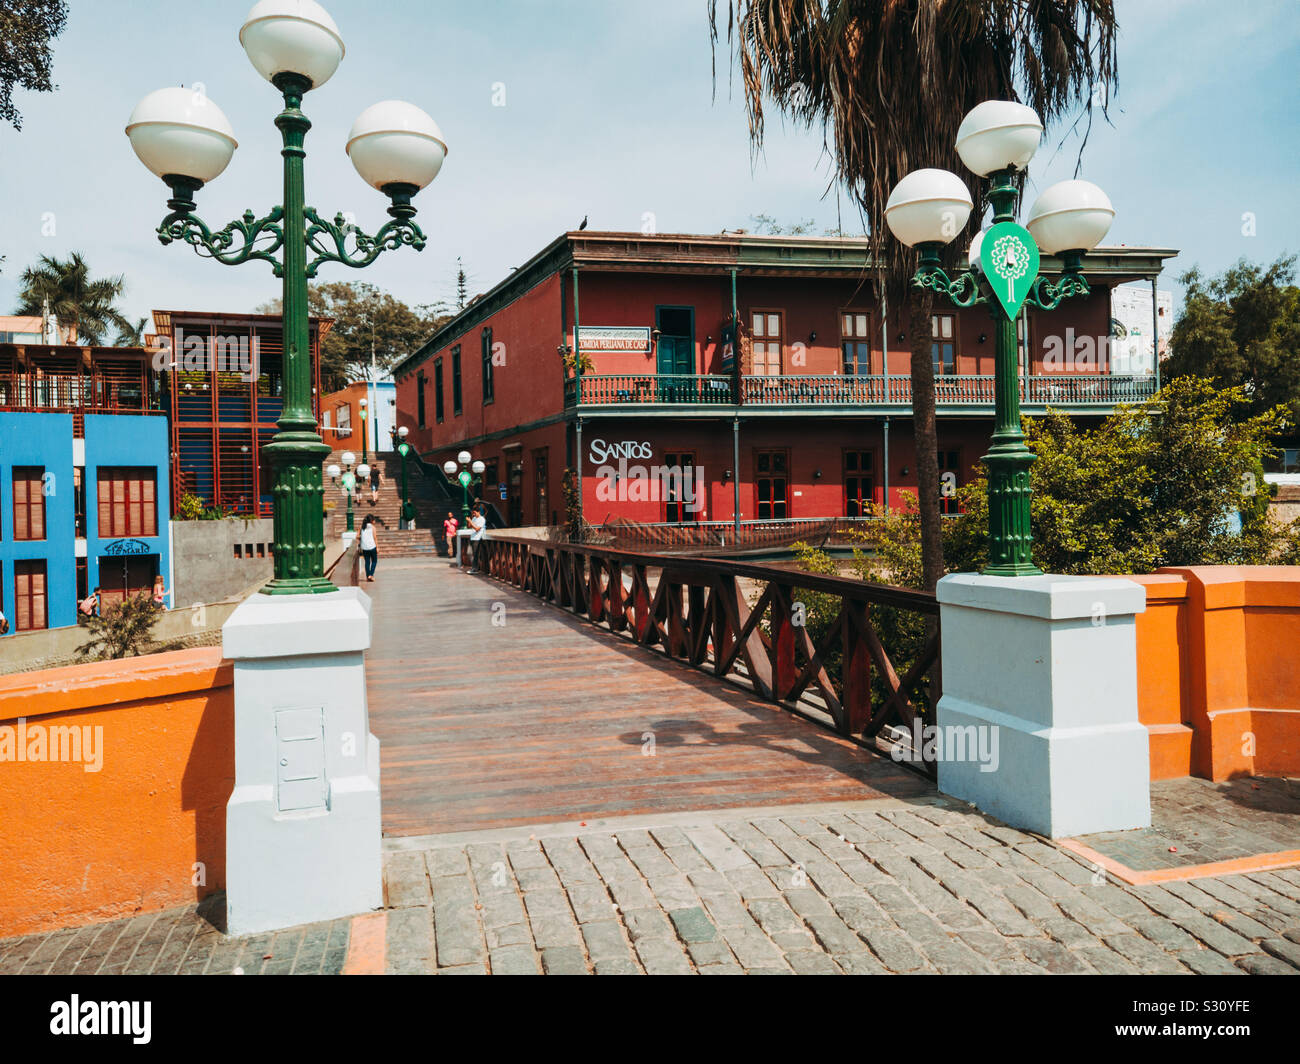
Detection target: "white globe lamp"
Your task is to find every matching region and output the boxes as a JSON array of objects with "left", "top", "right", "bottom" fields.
[
  {"left": 239, "top": 0, "right": 345, "bottom": 89},
  {"left": 125, "top": 88, "right": 238, "bottom": 186},
  {"left": 1026, "top": 180, "right": 1115, "bottom": 254},
  {"left": 885, "top": 169, "right": 973, "bottom": 248},
  {"left": 955, "top": 100, "right": 1042, "bottom": 177}
]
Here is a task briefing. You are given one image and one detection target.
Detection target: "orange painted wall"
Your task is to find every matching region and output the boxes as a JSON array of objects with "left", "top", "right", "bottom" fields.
[
  {"left": 1128, "top": 574, "right": 1194, "bottom": 779},
  {"left": 1130, "top": 567, "right": 1300, "bottom": 782},
  {"left": 0, "top": 647, "right": 234, "bottom": 938}
]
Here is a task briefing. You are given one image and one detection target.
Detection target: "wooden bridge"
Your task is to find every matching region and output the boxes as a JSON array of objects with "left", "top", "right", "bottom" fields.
[{"left": 364, "top": 539, "right": 937, "bottom": 838}]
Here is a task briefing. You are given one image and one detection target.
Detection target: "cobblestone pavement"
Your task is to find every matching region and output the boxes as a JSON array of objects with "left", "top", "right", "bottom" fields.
[
  {"left": 1078, "top": 777, "right": 1300, "bottom": 872},
  {"left": 0, "top": 894, "right": 351, "bottom": 976},
  {"left": 381, "top": 797, "right": 1300, "bottom": 975}
]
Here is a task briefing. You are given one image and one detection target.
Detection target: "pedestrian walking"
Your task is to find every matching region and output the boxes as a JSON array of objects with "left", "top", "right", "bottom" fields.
[
  {"left": 467, "top": 506, "right": 487, "bottom": 573},
  {"left": 368, "top": 464, "right": 381, "bottom": 505},
  {"left": 443, "top": 511, "right": 459, "bottom": 558},
  {"left": 152, "top": 575, "right": 169, "bottom": 610},
  {"left": 360, "top": 514, "right": 379, "bottom": 581}
]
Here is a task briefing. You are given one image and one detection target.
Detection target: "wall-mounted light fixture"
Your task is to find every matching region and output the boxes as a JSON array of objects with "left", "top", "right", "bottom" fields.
[
  {"left": 900, "top": 466, "right": 910, "bottom": 476},
  {"left": 978, "top": 333, "right": 987, "bottom": 344},
  {"left": 809, "top": 330, "right": 817, "bottom": 343},
  {"left": 723, "top": 469, "right": 733, "bottom": 481},
  {"left": 651, "top": 327, "right": 662, "bottom": 346},
  {"left": 813, "top": 468, "right": 823, "bottom": 479},
  {"left": 897, "top": 333, "right": 906, "bottom": 344}
]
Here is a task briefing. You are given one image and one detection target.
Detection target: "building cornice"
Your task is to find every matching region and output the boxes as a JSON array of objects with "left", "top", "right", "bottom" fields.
[{"left": 391, "top": 232, "right": 1179, "bottom": 379}]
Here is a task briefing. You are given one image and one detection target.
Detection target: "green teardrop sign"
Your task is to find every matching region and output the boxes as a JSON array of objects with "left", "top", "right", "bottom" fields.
[{"left": 979, "top": 221, "right": 1039, "bottom": 321}]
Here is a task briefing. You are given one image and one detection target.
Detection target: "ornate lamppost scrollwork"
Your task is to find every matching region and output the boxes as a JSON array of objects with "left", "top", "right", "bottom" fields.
[
  {"left": 885, "top": 101, "right": 1115, "bottom": 577},
  {"left": 126, "top": 9, "right": 448, "bottom": 596}
]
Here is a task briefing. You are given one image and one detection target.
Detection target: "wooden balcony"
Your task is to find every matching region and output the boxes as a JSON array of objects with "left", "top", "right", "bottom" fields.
[{"left": 564, "top": 372, "right": 1159, "bottom": 416}]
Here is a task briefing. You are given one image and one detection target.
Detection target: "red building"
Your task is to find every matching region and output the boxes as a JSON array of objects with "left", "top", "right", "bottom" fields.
[{"left": 393, "top": 232, "right": 1175, "bottom": 531}]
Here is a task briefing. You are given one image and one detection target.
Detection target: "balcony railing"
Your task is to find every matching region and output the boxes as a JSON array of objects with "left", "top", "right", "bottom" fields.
[{"left": 565, "top": 372, "right": 1158, "bottom": 410}]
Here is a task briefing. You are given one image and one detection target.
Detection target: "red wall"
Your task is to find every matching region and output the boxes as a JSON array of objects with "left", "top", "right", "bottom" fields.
[
  {"left": 396, "top": 273, "right": 564, "bottom": 457},
  {"left": 577, "top": 417, "right": 996, "bottom": 525}
]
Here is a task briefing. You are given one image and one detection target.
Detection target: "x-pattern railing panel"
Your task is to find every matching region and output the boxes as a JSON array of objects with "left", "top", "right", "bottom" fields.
[{"left": 477, "top": 534, "right": 941, "bottom": 775}]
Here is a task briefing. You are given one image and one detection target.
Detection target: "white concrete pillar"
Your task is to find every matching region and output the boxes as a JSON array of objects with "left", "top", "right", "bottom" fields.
[
  {"left": 221, "top": 587, "right": 382, "bottom": 936},
  {"left": 935, "top": 573, "right": 1151, "bottom": 838}
]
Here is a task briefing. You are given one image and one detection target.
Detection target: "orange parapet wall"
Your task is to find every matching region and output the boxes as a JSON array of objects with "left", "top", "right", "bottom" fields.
[
  {"left": 1131, "top": 566, "right": 1300, "bottom": 782},
  {"left": 1128, "top": 574, "right": 1195, "bottom": 779},
  {"left": 0, "top": 647, "right": 234, "bottom": 938}
]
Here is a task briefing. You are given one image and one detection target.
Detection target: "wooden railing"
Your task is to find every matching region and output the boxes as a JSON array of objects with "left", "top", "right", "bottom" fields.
[
  {"left": 565, "top": 372, "right": 1157, "bottom": 409},
  {"left": 479, "top": 533, "right": 940, "bottom": 773}
]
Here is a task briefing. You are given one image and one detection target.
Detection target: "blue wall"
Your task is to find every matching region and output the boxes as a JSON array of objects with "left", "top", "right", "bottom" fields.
[
  {"left": 0, "top": 412, "right": 76, "bottom": 630},
  {"left": 0, "top": 412, "right": 171, "bottom": 634},
  {"left": 84, "top": 414, "right": 172, "bottom": 610}
]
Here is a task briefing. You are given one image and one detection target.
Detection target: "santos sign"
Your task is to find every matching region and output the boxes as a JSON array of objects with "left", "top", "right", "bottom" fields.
[{"left": 587, "top": 438, "right": 652, "bottom": 465}]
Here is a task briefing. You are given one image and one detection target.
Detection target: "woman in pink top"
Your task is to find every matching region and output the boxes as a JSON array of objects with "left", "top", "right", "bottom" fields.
[{"left": 443, "top": 512, "right": 459, "bottom": 559}]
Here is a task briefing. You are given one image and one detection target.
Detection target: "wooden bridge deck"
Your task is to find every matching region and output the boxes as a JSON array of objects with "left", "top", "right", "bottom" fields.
[{"left": 364, "top": 556, "right": 931, "bottom": 837}]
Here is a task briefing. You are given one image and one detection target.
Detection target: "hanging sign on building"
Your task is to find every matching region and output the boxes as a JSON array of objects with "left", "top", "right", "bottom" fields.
[
  {"left": 576, "top": 326, "right": 652, "bottom": 353},
  {"left": 103, "top": 538, "right": 152, "bottom": 556}
]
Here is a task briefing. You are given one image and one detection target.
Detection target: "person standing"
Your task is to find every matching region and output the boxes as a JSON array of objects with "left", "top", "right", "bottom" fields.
[
  {"left": 360, "top": 514, "right": 379, "bottom": 582},
  {"left": 443, "top": 511, "right": 459, "bottom": 559},
  {"left": 152, "top": 575, "right": 168, "bottom": 610},
  {"left": 467, "top": 506, "right": 487, "bottom": 573}
]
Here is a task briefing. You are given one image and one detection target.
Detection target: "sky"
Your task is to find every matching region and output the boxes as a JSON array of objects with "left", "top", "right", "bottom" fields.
[{"left": 1, "top": 0, "right": 1297, "bottom": 329}]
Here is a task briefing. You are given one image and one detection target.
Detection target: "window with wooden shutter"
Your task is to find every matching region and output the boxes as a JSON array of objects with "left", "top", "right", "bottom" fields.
[
  {"left": 15, "top": 560, "right": 48, "bottom": 631},
  {"left": 844, "top": 449, "right": 875, "bottom": 517},
  {"left": 841, "top": 312, "right": 872, "bottom": 375},
  {"left": 754, "top": 449, "right": 790, "bottom": 519},
  {"left": 13, "top": 468, "right": 45, "bottom": 541},
  {"left": 750, "top": 311, "right": 783, "bottom": 376},
  {"left": 96, "top": 468, "right": 158, "bottom": 537}
]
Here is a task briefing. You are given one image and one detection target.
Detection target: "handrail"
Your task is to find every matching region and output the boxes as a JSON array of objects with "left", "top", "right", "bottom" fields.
[
  {"left": 483, "top": 531, "right": 936, "bottom": 610},
  {"left": 476, "top": 531, "right": 941, "bottom": 776},
  {"left": 565, "top": 372, "right": 1157, "bottom": 408}
]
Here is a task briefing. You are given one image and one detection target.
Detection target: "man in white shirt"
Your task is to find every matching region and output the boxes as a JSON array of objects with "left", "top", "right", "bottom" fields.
[{"left": 467, "top": 507, "right": 487, "bottom": 572}]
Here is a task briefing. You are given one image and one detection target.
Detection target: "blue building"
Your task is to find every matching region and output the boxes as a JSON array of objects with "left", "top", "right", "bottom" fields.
[{"left": 0, "top": 344, "right": 170, "bottom": 633}]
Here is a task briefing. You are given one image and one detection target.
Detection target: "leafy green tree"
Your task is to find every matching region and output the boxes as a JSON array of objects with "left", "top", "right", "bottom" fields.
[
  {"left": 844, "top": 378, "right": 1300, "bottom": 586},
  {"left": 14, "top": 251, "right": 132, "bottom": 345},
  {"left": 258, "top": 281, "right": 450, "bottom": 392},
  {"left": 0, "top": 0, "right": 67, "bottom": 131},
  {"left": 1166, "top": 255, "right": 1300, "bottom": 423},
  {"left": 710, "top": 0, "right": 1119, "bottom": 590}
]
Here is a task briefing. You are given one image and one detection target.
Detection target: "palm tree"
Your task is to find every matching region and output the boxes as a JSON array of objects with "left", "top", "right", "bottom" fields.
[
  {"left": 15, "top": 251, "right": 133, "bottom": 346},
  {"left": 114, "top": 315, "right": 149, "bottom": 347},
  {"left": 709, "top": 0, "right": 1118, "bottom": 588}
]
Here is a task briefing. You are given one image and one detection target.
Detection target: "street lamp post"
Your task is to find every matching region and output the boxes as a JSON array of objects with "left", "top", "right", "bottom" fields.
[
  {"left": 327, "top": 451, "right": 367, "bottom": 545},
  {"left": 126, "top": 0, "right": 448, "bottom": 595},
  {"left": 395, "top": 425, "right": 415, "bottom": 528},
  {"left": 886, "top": 100, "right": 1113, "bottom": 577},
  {"left": 358, "top": 395, "right": 368, "bottom": 465},
  {"left": 443, "top": 450, "right": 483, "bottom": 523}
]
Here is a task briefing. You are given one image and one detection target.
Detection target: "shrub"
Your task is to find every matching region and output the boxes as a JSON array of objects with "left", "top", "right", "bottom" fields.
[
  {"left": 176, "top": 492, "right": 206, "bottom": 521},
  {"left": 76, "top": 592, "right": 161, "bottom": 661}
]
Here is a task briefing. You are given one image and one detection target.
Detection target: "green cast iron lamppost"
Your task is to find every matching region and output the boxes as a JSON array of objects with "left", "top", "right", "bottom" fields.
[
  {"left": 886, "top": 101, "right": 1114, "bottom": 577},
  {"left": 443, "top": 451, "right": 485, "bottom": 523},
  {"left": 327, "top": 451, "right": 367, "bottom": 537},
  {"left": 358, "top": 396, "right": 368, "bottom": 465},
  {"left": 125, "top": 0, "right": 448, "bottom": 595},
  {"left": 394, "top": 425, "right": 416, "bottom": 527}
]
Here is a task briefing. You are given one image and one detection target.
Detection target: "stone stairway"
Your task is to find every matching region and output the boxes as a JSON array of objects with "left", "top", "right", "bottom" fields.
[{"left": 324, "top": 449, "right": 456, "bottom": 557}]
